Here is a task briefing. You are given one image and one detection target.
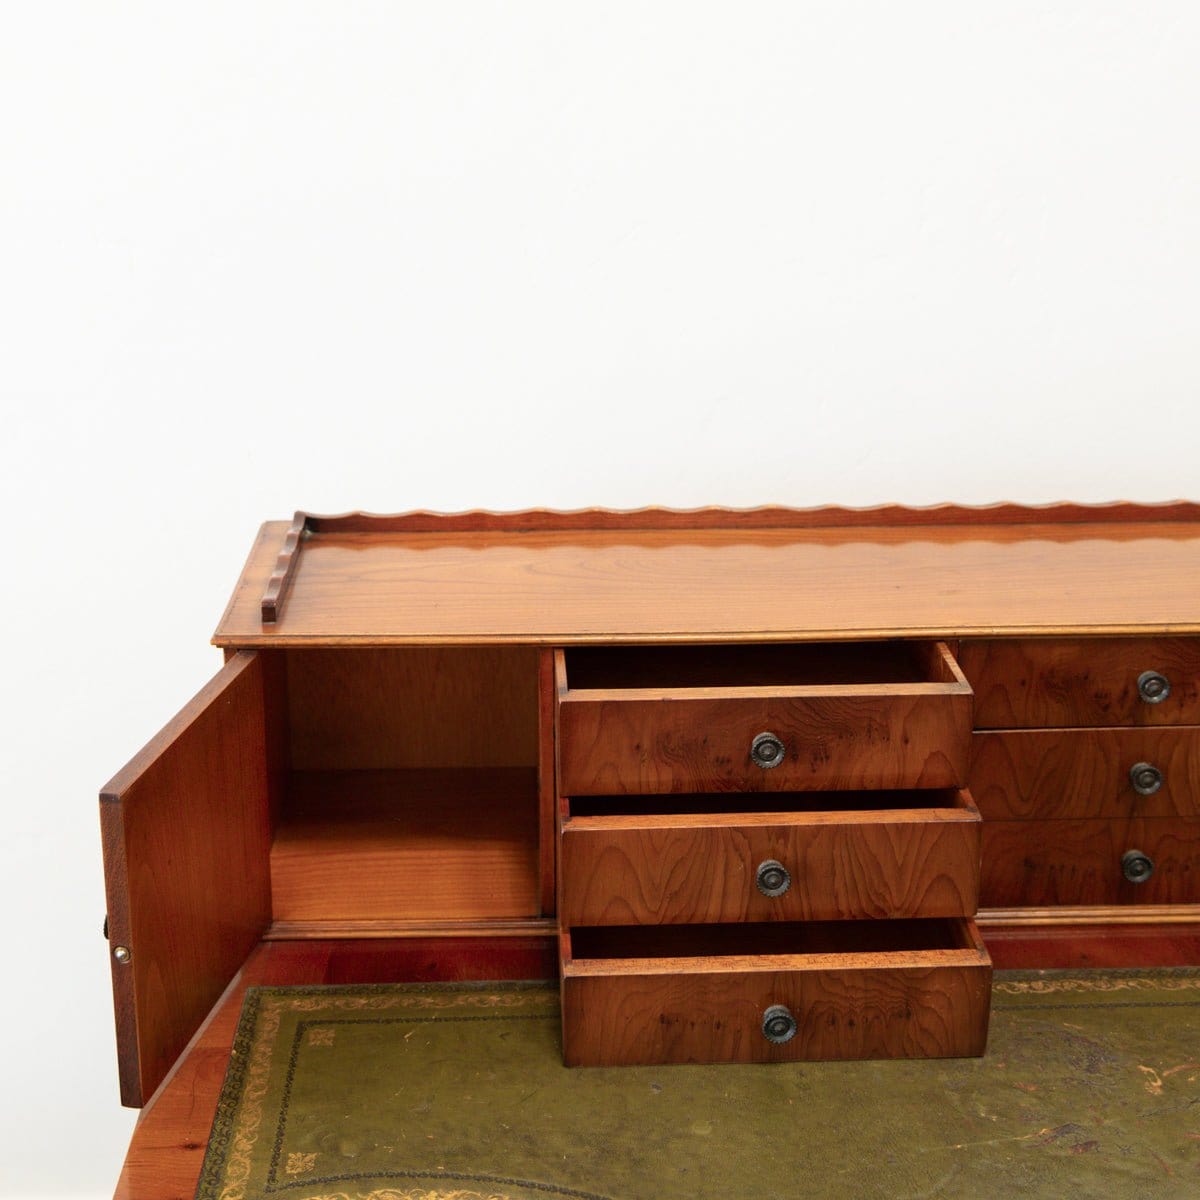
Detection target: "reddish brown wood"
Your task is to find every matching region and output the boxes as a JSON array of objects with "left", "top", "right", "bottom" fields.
[
  {"left": 557, "top": 641, "right": 971, "bottom": 795},
  {"left": 559, "top": 919, "right": 991, "bottom": 1066},
  {"left": 982, "top": 922, "right": 1200, "bottom": 968},
  {"left": 112, "top": 937, "right": 557, "bottom": 1200},
  {"left": 316, "top": 936, "right": 557, "bottom": 983},
  {"left": 284, "top": 646, "right": 538, "bottom": 770},
  {"left": 218, "top": 518, "right": 1200, "bottom": 647},
  {"left": 538, "top": 647, "right": 557, "bottom": 915},
  {"left": 970, "top": 727, "right": 1200, "bottom": 820},
  {"left": 112, "top": 943, "right": 310, "bottom": 1200},
  {"left": 560, "top": 790, "right": 980, "bottom": 925},
  {"left": 270, "top": 768, "right": 540, "bottom": 922},
  {"left": 265, "top": 917, "right": 558, "bottom": 939},
  {"left": 99, "top": 652, "right": 274, "bottom": 1107},
  {"left": 980, "top": 818, "right": 1200, "bottom": 907},
  {"left": 260, "top": 511, "right": 306, "bottom": 622},
  {"left": 262, "top": 649, "right": 290, "bottom": 829},
  {"left": 959, "top": 637, "right": 1200, "bottom": 728}
]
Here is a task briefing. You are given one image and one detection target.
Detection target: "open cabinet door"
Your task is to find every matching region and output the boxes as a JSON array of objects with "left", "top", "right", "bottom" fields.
[{"left": 100, "top": 651, "right": 275, "bottom": 1107}]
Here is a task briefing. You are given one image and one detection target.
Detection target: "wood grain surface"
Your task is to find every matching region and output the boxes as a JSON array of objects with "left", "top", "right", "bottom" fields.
[
  {"left": 981, "top": 921, "right": 1200, "bottom": 968},
  {"left": 270, "top": 768, "right": 540, "bottom": 922},
  {"left": 538, "top": 647, "right": 557, "bottom": 915},
  {"left": 560, "top": 790, "right": 980, "bottom": 925},
  {"left": 959, "top": 637, "right": 1200, "bottom": 728},
  {"left": 260, "top": 511, "right": 306, "bottom": 622},
  {"left": 99, "top": 651, "right": 273, "bottom": 1107},
  {"left": 265, "top": 916, "right": 558, "bottom": 939},
  {"left": 980, "top": 818, "right": 1200, "bottom": 907},
  {"left": 215, "top": 518, "right": 1200, "bottom": 645},
  {"left": 558, "top": 692, "right": 971, "bottom": 794},
  {"left": 284, "top": 646, "right": 538, "bottom": 769},
  {"left": 970, "top": 727, "right": 1200, "bottom": 819},
  {"left": 560, "top": 920, "right": 991, "bottom": 1065}
]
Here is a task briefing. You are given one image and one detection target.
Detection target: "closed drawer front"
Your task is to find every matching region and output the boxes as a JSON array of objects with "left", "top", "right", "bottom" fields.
[
  {"left": 980, "top": 819, "right": 1200, "bottom": 907},
  {"left": 560, "top": 790, "right": 981, "bottom": 925},
  {"left": 959, "top": 637, "right": 1200, "bottom": 729},
  {"left": 556, "top": 641, "right": 972, "bottom": 795},
  {"left": 560, "top": 919, "right": 992, "bottom": 1066},
  {"left": 970, "top": 727, "right": 1200, "bottom": 820}
]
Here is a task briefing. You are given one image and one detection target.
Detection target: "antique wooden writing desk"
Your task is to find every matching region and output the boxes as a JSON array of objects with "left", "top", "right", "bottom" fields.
[{"left": 100, "top": 504, "right": 1200, "bottom": 1196}]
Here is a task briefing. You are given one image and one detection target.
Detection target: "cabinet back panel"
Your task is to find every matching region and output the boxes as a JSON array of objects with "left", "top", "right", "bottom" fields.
[{"left": 286, "top": 647, "right": 538, "bottom": 769}]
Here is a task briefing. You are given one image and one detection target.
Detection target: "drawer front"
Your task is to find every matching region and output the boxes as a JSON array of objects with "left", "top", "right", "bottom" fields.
[
  {"left": 558, "top": 692, "right": 971, "bottom": 795},
  {"left": 970, "top": 728, "right": 1200, "bottom": 820},
  {"left": 959, "top": 638, "right": 1200, "bottom": 729},
  {"left": 560, "top": 921, "right": 992, "bottom": 1066},
  {"left": 560, "top": 796, "right": 981, "bottom": 925},
  {"left": 980, "top": 819, "right": 1200, "bottom": 907}
]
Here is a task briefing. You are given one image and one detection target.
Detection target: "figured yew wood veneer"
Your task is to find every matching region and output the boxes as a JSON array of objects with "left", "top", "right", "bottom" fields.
[
  {"left": 559, "top": 919, "right": 992, "bottom": 1066},
  {"left": 981, "top": 922, "right": 1200, "bottom": 969},
  {"left": 560, "top": 790, "right": 980, "bottom": 926},
  {"left": 218, "top": 506, "right": 1200, "bottom": 647},
  {"left": 555, "top": 641, "right": 972, "bottom": 795},
  {"left": 970, "top": 727, "right": 1200, "bottom": 820},
  {"left": 980, "top": 819, "right": 1200, "bottom": 907},
  {"left": 959, "top": 637, "right": 1200, "bottom": 728}
]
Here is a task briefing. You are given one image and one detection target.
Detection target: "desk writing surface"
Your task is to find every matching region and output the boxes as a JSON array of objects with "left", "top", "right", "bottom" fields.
[{"left": 214, "top": 519, "right": 1200, "bottom": 645}]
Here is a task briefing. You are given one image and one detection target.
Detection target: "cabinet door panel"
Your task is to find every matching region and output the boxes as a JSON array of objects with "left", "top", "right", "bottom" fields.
[{"left": 100, "top": 651, "right": 274, "bottom": 1106}]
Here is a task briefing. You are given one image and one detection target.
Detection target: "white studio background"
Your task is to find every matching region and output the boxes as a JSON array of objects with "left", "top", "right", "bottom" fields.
[{"left": 2, "top": 3, "right": 1198, "bottom": 1197}]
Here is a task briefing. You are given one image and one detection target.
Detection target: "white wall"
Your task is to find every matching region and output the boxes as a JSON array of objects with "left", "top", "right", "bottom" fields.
[{"left": 2, "top": 3, "right": 1198, "bottom": 1196}]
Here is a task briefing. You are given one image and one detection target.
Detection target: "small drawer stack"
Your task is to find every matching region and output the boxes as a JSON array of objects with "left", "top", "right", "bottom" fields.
[
  {"left": 553, "top": 641, "right": 992, "bottom": 1067},
  {"left": 961, "top": 638, "right": 1200, "bottom": 908}
]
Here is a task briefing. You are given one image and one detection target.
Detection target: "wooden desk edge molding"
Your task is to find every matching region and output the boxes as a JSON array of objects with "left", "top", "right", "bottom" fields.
[{"left": 103, "top": 501, "right": 1200, "bottom": 1194}]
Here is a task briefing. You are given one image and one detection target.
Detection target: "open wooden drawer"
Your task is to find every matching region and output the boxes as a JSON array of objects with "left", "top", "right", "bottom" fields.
[
  {"left": 559, "top": 918, "right": 992, "bottom": 1066},
  {"left": 99, "top": 646, "right": 552, "bottom": 1107},
  {"left": 555, "top": 640, "right": 973, "bottom": 794},
  {"left": 560, "top": 789, "right": 981, "bottom": 925}
]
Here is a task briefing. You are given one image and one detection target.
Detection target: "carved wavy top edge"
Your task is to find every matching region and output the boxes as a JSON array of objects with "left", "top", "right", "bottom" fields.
[
  {"left": 259, "top": 500, "right": 1200, "bottom": 623},
  {"left": 301, "top": 499, "right": 1200, "bottom": 534}
]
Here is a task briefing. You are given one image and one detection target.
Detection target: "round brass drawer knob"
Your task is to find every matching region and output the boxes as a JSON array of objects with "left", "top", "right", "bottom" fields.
[
  {"left": 1130, "top": 762, "right": 1164, "bottom": 796},
  {"left": 1121, "top": 849, "right": 1154, "bottom": 884},
  {"left": 756, "top": 859, "right": 792, "bottom": 897},
  {"left": 751, "top": 732, "right": 786, "bottom": 769},
  {"left": 762, "top": 1004, "right": 798, "bottom": 1044},
  {"left": 1137, "top": 670, "right": 1171, "bottom": 704}
]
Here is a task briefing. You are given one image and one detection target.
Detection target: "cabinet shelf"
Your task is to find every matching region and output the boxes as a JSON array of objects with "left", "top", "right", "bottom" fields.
[{"left": 270, "top": 767, "right": 540, "bottom": 924}]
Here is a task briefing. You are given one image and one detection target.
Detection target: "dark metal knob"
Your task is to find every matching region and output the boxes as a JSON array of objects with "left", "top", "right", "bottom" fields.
[
  {"left": 1121, "top": 849, "right": 1154, "bottom": 884},
  {"left": 751, "top": 732, "right": 785, "bottom": 769},
  {"left": 756, "top": 859, "right": 791, "bottom": 897},
  {"left": 1137, "top": 670, "right": 1171, "bottom": 704},
  {"left": 1129, "top": 762, "right": 1164, "bottom": 796},
  {"left": 762, "top": 1004, "right": 797, "bottom": 1044}
]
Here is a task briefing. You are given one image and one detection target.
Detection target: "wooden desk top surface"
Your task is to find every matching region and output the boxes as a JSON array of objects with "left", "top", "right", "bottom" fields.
[{"left": 213, "top": 505, "right": 1200, "bottom": 646}]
